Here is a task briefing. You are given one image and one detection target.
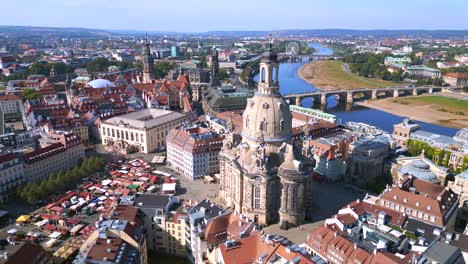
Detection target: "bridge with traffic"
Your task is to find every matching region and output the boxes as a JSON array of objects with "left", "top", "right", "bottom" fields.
[{"left": 283, "top": 86, "right": 463, "bottom": 106}]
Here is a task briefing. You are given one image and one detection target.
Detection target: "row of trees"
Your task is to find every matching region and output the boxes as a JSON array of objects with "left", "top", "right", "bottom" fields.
[
  {"left": 16, "top": 156, "right": 107, "bottom": 204},
  {"left": 28, "top": 62, "right": 72, "bottom": 76}
]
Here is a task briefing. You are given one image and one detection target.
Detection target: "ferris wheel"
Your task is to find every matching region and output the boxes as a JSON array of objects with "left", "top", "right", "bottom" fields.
[{"left": 286, "top": 42, "right": 300, "bottom": 55}]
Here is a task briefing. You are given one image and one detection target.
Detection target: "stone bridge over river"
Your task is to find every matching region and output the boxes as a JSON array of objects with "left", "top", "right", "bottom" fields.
[{"left": 284, "top": 86, "right": 462, "bottom": 106}]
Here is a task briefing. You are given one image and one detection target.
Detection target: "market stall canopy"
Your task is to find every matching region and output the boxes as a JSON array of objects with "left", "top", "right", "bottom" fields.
[{"left": 16, "top": 215, "right": 31, "bottom": 222}]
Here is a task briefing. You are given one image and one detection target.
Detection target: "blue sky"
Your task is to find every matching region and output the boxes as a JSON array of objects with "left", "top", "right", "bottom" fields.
[{"left": 1, "top": 0, "right": 467, "bottom": 32}]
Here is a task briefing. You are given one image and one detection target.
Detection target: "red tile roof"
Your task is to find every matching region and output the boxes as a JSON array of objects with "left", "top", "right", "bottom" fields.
[
  {"left": 0, "top": 153, "right": 17, "bottom": 165},
  {"left": 219, "top": 233, "right": 312, "bottom": 264},
  {"left": 445, "top": 72, "right": 468, "bottom": 79},
  {"left": 379, "top": 179, "right": 458, "bottom": 227},
  {"left": 23, "top": 143, "right": 66, "bottom": 164}
]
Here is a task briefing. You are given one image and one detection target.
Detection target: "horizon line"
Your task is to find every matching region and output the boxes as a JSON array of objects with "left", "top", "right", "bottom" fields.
[{"left": 1, "top": 24, "right": 468, "bottom": 34}]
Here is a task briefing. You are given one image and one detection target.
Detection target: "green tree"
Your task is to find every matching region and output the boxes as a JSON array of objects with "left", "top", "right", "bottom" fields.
[
  {"left": 87, "top": 57, "right": 116, "bottom": 73},
  {"left": 153, "top": 61, "right": 177, "bottom": 79},
  {"left": 29, "top": 63, "right": 51, "bottom": 76},
  {"left": 22, "top": 88, "right": 41, "bottom": 101},
  {"left": 50, "top": 62, "right": 68, "bottom": 75},
  {"left": 118, "top": 61, "right": 134, "bottom": 70}
]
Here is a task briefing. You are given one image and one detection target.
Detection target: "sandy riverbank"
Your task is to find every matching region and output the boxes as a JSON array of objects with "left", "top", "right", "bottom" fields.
[
  {"left": 357, "top": 97, "right": 468, "bottom": 129},
  {"left": 297, "top": 60, "right": 397, "bottom": 91}
]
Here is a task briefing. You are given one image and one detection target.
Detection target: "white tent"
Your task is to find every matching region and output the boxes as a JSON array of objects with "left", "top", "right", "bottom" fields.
[
  {"left": 49, "top": 231, "right": 62, "bottom": 239},
  {"left": 162, "top": 183, "right": 176, "bottom": 194},
  {"left": 35, "top": 219, "right": 49, "bottom": 227}
]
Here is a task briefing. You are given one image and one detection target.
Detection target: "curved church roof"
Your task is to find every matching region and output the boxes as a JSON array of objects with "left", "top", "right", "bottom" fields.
[
  {"left": 454, "top": 127, "right": 468, "bottom": 144},
  {"left": 86, "top": 79, "right": 116, "bottom": 89},
  {"left": 399, "top": 160, "right": 438, "bottom": 183}
]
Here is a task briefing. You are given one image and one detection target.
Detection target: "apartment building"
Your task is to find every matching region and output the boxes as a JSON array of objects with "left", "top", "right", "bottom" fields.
[
  {"left": 166, "top": 126, "right": 223, "bottom": 179},
  {"left": 0, "top": 94, "right": 24, "bottom": 122},
  {"left": 24, "top": 131, "right": 85, "bottom": 183},
  {"left": 134, "top": 194, "right": 179, "bottom": 252},
  {"left": 0, "top": 154, "right": 25, "bottom": 203}
]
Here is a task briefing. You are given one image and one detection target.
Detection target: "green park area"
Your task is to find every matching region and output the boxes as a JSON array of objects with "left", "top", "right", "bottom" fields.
[
  {"left": 299, "top": 60, "right": 398, "bottom": 90},
  {"left": 393, "top": 95, "right": 468, "bottom": 115}
]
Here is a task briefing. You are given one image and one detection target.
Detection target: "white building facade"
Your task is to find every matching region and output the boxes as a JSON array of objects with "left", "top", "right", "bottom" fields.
[
  {"left": 100, "top": 109, "right": 195, "bottom": 153},
  {"left": 166, "top": 126, "right": 223, "bottom": 180}
]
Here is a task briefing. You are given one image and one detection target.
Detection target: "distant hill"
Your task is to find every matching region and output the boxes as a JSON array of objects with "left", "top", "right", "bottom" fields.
[
  {"left": 0, "top": 25, "right": 467, "bottom": 38},
  {"left": 207, "top": 29, "right": 468, "bottom": 38}
]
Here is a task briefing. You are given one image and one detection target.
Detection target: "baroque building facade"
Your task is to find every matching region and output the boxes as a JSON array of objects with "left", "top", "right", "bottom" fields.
[{"left": 218, "top": 42, "right": 312, "bottom": 228}]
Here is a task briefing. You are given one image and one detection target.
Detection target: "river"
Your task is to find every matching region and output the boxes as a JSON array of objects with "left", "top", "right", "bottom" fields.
[{"left": 254, "top": 43, "right": 458, "bottom": 136}]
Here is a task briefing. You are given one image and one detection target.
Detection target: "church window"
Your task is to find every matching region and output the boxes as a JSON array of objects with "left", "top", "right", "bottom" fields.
[
  {"left": 280, "top": 119, "right": 285, "bottom": 130},
  {"left": 260, "top": 121, "right": 267, "bottom": 131},
  {"left": 261, "top": 67, "right": 266, "bottom": 83},
  {"left": 272, "top": 67, "right": 277, "bottom": 82},
  {"left": 263, "top": 102, "right": 269, "bottom": 109},
  {"left": 254, "top": 186, "right": 260, "bottom": 209}
]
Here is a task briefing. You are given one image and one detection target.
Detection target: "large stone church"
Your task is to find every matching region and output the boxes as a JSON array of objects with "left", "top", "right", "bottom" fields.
[{"left": 219, "top": 42, "right": 312, "bottom": 228}]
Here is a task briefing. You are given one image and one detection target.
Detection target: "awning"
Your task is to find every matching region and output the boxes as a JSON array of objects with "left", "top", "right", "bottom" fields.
[
  {"left": 16, "top": 215, "right": 31, "bottom": 222},
  {"left": 35, "top": 219, "right": 49, "bottom": 227},
  {"left": 162, "top": 183, "right": 176, "bottom": 192},
  {"left": 49, "top": 231, "right": 62, "bottom": 239},
  {"left": 204, "top": 176, "right": 215, "bottom": 182}
]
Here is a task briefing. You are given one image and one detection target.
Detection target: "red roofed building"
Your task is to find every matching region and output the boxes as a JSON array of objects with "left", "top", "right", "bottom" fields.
[
  {"left": 214, "top": 232, "right": 313, "bottom": 264},
  {"left": 306, "top": 225, "right": 412, "bottom": 264},
  {"left": 0, "top": 239, "right": 52, "bottom": 264},
  {"left": 203, "top": 212, "right": 255, "bottom": 248},
  {"left": 443, "top": 72, "right": 468, "bottom": 86},
  {"left": 138, "top": 74, "right": 192, "bottom": 112},
  {"left": 377, "top": 177, "right": 458, "bottom": 229},
  {"left": 77, "top": 209, "right": 148, "bottom": 264},
  {"left": 167, "top": 125, "right": 224, "bottom": 179},
  {"left": 23, "top": 136, "right": 84, "bottom": 182}
]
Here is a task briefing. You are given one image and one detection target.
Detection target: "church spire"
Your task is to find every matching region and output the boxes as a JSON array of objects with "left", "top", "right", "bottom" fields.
[
  {"left": 210, "top": 43, "right": 221, "bottom": 87},
  {"left": 142, "top": 33, "right": 154, "bottom": 83}
]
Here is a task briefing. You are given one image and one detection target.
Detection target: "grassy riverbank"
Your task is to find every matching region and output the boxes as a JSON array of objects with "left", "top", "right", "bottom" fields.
[
  {"left": 358, "top": 95, "right": 468, "bottom": 129},
  {"left": 394, "top": 96, "right": 468, "bottom": 114},
  {"left": 298, "top": 60, "right": 397, "bottom": 90}
]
